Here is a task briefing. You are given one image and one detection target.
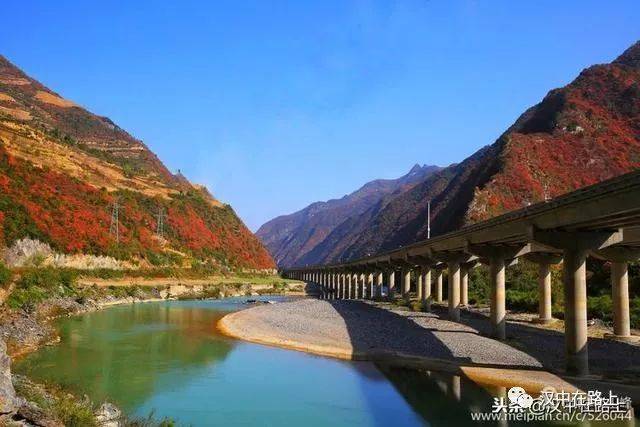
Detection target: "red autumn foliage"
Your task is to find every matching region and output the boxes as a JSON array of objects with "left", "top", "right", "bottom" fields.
[
  {"left": 0, "top": 211, "right": 4, "bottom": 246},
  {"left": 0, "top": 144, "right": 274, "bottom": 269},
  {"left": 468, "top": 53, "right": 640, "bottom": 223}
]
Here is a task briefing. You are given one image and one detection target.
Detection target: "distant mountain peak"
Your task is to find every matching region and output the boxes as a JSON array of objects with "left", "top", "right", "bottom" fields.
[
  {"left": 258, "top": 40, "right": 640, "bottom": 268},
  {"left": 614, "top": 40, "right": 640, "bottom": 68},
  {"left": 407, "top": 163, "right": 423, "bottom": 174},
  {"left": 256, "top": 163, "right": 441, "bottom": 267}
]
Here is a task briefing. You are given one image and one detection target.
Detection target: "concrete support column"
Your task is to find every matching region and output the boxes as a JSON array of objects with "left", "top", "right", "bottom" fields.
[
  {"left": 367, "top": 273, "right": 374, "bottom": 299},
  {"left": 388, "top": 271, "right": 396, "bottom": 298},
  {"left": 490, "top": 256, "right": 506, "bottom": 340},
  {"left": 611, "top": 261, "right": 631, "bottom": 338},
  {"left": 435, "top": 270, "right": 443, "bottom": 303},
  {"left": 448, "top": 262, "right": 461, "bottom": 321},
  {"left": 449, "top": 376, "right": 461, "bottom": 402},
  {"left": 402, "top": 269, "right": 411, "bottom": 297},
  {"left": 340, "top": 274, "right": 346, "bottom": 299},
  {"left": 376, "top": 272, "right": 384, "bottom": 298},
  {"left": 345, "top": 273, "right": 353, "bottom": 299},
  {"left": 417, "top": 271, "right": 423, "bottom": 300},
  {"left": 538, "top": 263, "right": 553, "bottom": 323},
  {"left": 563, "top": 249, "right": 589, "bottom": 376},
  {"left": 353, "top": 273, "right": 358, "bottom": 299},
  {"left": 422, "top": 268, "right": 432, "bottom": 301},
  {"left": 460, "top": 265, "right": 469, "bottom": 306}
]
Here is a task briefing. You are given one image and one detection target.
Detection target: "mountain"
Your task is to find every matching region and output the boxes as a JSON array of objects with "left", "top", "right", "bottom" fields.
[
  {"left": 262, "top": 40, "right": 640, "bottom": 268},
  {"left": 256, "top": 164, "right": 442, "bottom": 267},
  {"left": 0, "top": 55, "right": 274, "bottom": 269}
]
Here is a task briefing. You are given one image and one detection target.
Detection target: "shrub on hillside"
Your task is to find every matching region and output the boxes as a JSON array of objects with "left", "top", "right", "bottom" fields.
[
  {"left": 0, "top": 262, "right": 12, "bottom": 287},
  {"left": 631, "top": 297, "right": 640, "bottom": 329},
  {"left": 7, "top": 268, "right": 78, "bottom": 311}
]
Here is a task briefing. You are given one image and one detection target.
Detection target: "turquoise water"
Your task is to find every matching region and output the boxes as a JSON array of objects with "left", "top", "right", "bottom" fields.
[{"left": 14, "top": 297, "right": 516, "bottom": 426}]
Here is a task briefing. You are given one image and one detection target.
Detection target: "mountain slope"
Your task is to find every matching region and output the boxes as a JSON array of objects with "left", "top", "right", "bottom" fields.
[
  {"left": 0, "top": 55, "right": 274, "bottom": 269},
  {"left": 256, "top": 164, "right": 441, "bottom": 267},
  {"left": 263, "top": 40, "right": 640, "bottom": 267},
  {"left": 329, "top": 40, "right": 640, "bottom": 263}
]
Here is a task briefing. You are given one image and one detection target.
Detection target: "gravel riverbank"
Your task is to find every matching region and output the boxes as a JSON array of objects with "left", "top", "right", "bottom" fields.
[
  {"left": 219, "top": 299, "right": 542, "bottom": 367},
  {"left": 219, "top": 298, "right": 640, "bottom": 401}
]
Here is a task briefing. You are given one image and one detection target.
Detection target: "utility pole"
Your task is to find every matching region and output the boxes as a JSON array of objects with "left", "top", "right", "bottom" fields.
[
  {"left": 110, "top": 199, "right": 120, "bottom": 244},
  {"left": 156, "top": 207, "right": 165, "bottom": 238},
  {"left": 427, "top": 200, "right": 431, "bottom": 239}
]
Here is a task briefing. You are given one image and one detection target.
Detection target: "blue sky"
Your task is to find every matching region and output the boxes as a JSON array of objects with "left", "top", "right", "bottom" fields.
[{"left": 1, "top": 1, "right": 639, "bottom": 230}]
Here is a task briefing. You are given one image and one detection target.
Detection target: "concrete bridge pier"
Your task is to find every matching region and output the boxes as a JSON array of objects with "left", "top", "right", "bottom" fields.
[
  {"left": 592, "top": 247, "right": 640, "bottom": 341},
  {"left": 532, "top": 227, "right": 624, "bottom": 375},
  {"left": 524, "top": 252, "right": 562, "bottom": 324},
  {"left": 538, "top": 263, "right": 553, "bottom": 322},
  {"left": 367, "top": 273, "right": 374, "bottom": 299},
  {"left": 334, "top": 272, "right": 339, "bottom": 299},
  {"left": 421, "top": 268, "right": 431, "bottom": 302},
  {"left": 388, "top": 271, "right": 396, "bottom": 298},
  {"left": 402, "top": 269, "right": 411, "bottom": 298},
  {"left": 489, "top": 256, "right": 506, "bottom": 340},
  {"left": 376, "top": 271, "right": 384, "bottom": 298},
  {"left": 360, "top": 273, "right": 367, "bottom": 299},
  {"left": 460, "top": 264, "right": 469, "bottom": 306},
  {"left": 563, "top": 249, "right": 590, "bottom": 376},
  {"left": 611, "top": 262, "right": 630, "bottom": 338},
  {"left": 447, "top": 262, "right": 461, "bottom": 321},
  {"left": 467, "top": 244, "right": 522, "bottom": 341},
  {"left": 416, "top": 270, "right": 423, "bottom": 300},
  {"left": 435, "top": 269, "right": 443, "bottom": 303}
]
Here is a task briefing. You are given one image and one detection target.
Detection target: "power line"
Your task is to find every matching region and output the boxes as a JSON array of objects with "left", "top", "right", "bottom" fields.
[
  {"left": 427, "top": 200, "right": 431, "bottom": 239},
  {"left": 156, "top": 206, "right": 165, "bottom": 238},
  {"left": 110, "top": 199, "right": 120, "bottom": 243}
]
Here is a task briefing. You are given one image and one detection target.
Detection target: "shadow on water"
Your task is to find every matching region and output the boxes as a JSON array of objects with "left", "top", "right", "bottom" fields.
[
  {"left": 379, "top": 365, "right": 497, "bottom": 426},
  {"left": 320, "top": 294, "right": 640, "bottom": 425},
  {"left": 14, "top": 301, "right": 236, "bottom": 411}
]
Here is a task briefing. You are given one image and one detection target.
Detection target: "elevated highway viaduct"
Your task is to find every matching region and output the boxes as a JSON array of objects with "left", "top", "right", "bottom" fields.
[{"left": 283, "top": 169, "right": 640, "bottom": 376}]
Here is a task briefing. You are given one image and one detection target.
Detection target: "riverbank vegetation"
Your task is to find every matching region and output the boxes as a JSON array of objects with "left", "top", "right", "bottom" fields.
[
  {"left": 0, "top": 263, "right": 301, "bottom": 426},
  {"left": 13, "top": 375, "right": 175, "bottom": 427},
  {"left": 0, "top": 262, "right": 299, "bottom": 312}
]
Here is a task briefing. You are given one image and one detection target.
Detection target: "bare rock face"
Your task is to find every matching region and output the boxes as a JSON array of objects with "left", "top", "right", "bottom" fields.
[
  {"left": 94, "top": 402, "right": 122, "bottom": 427},
  {"left": 0, "top": 339, "right": 19, "bottom": 414},
  {"left": 16, "top": 401, "right": 63, "bottom": 427}
]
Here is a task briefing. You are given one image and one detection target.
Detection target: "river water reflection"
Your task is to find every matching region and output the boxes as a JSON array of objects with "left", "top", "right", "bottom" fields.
[{"left": 14, "top": 297, "right": 597, "bottom": 426}]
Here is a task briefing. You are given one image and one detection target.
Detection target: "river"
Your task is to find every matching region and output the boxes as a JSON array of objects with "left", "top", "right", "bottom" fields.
[{"left": 14, "top": 296, "right": 535, "bottom": 426}]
